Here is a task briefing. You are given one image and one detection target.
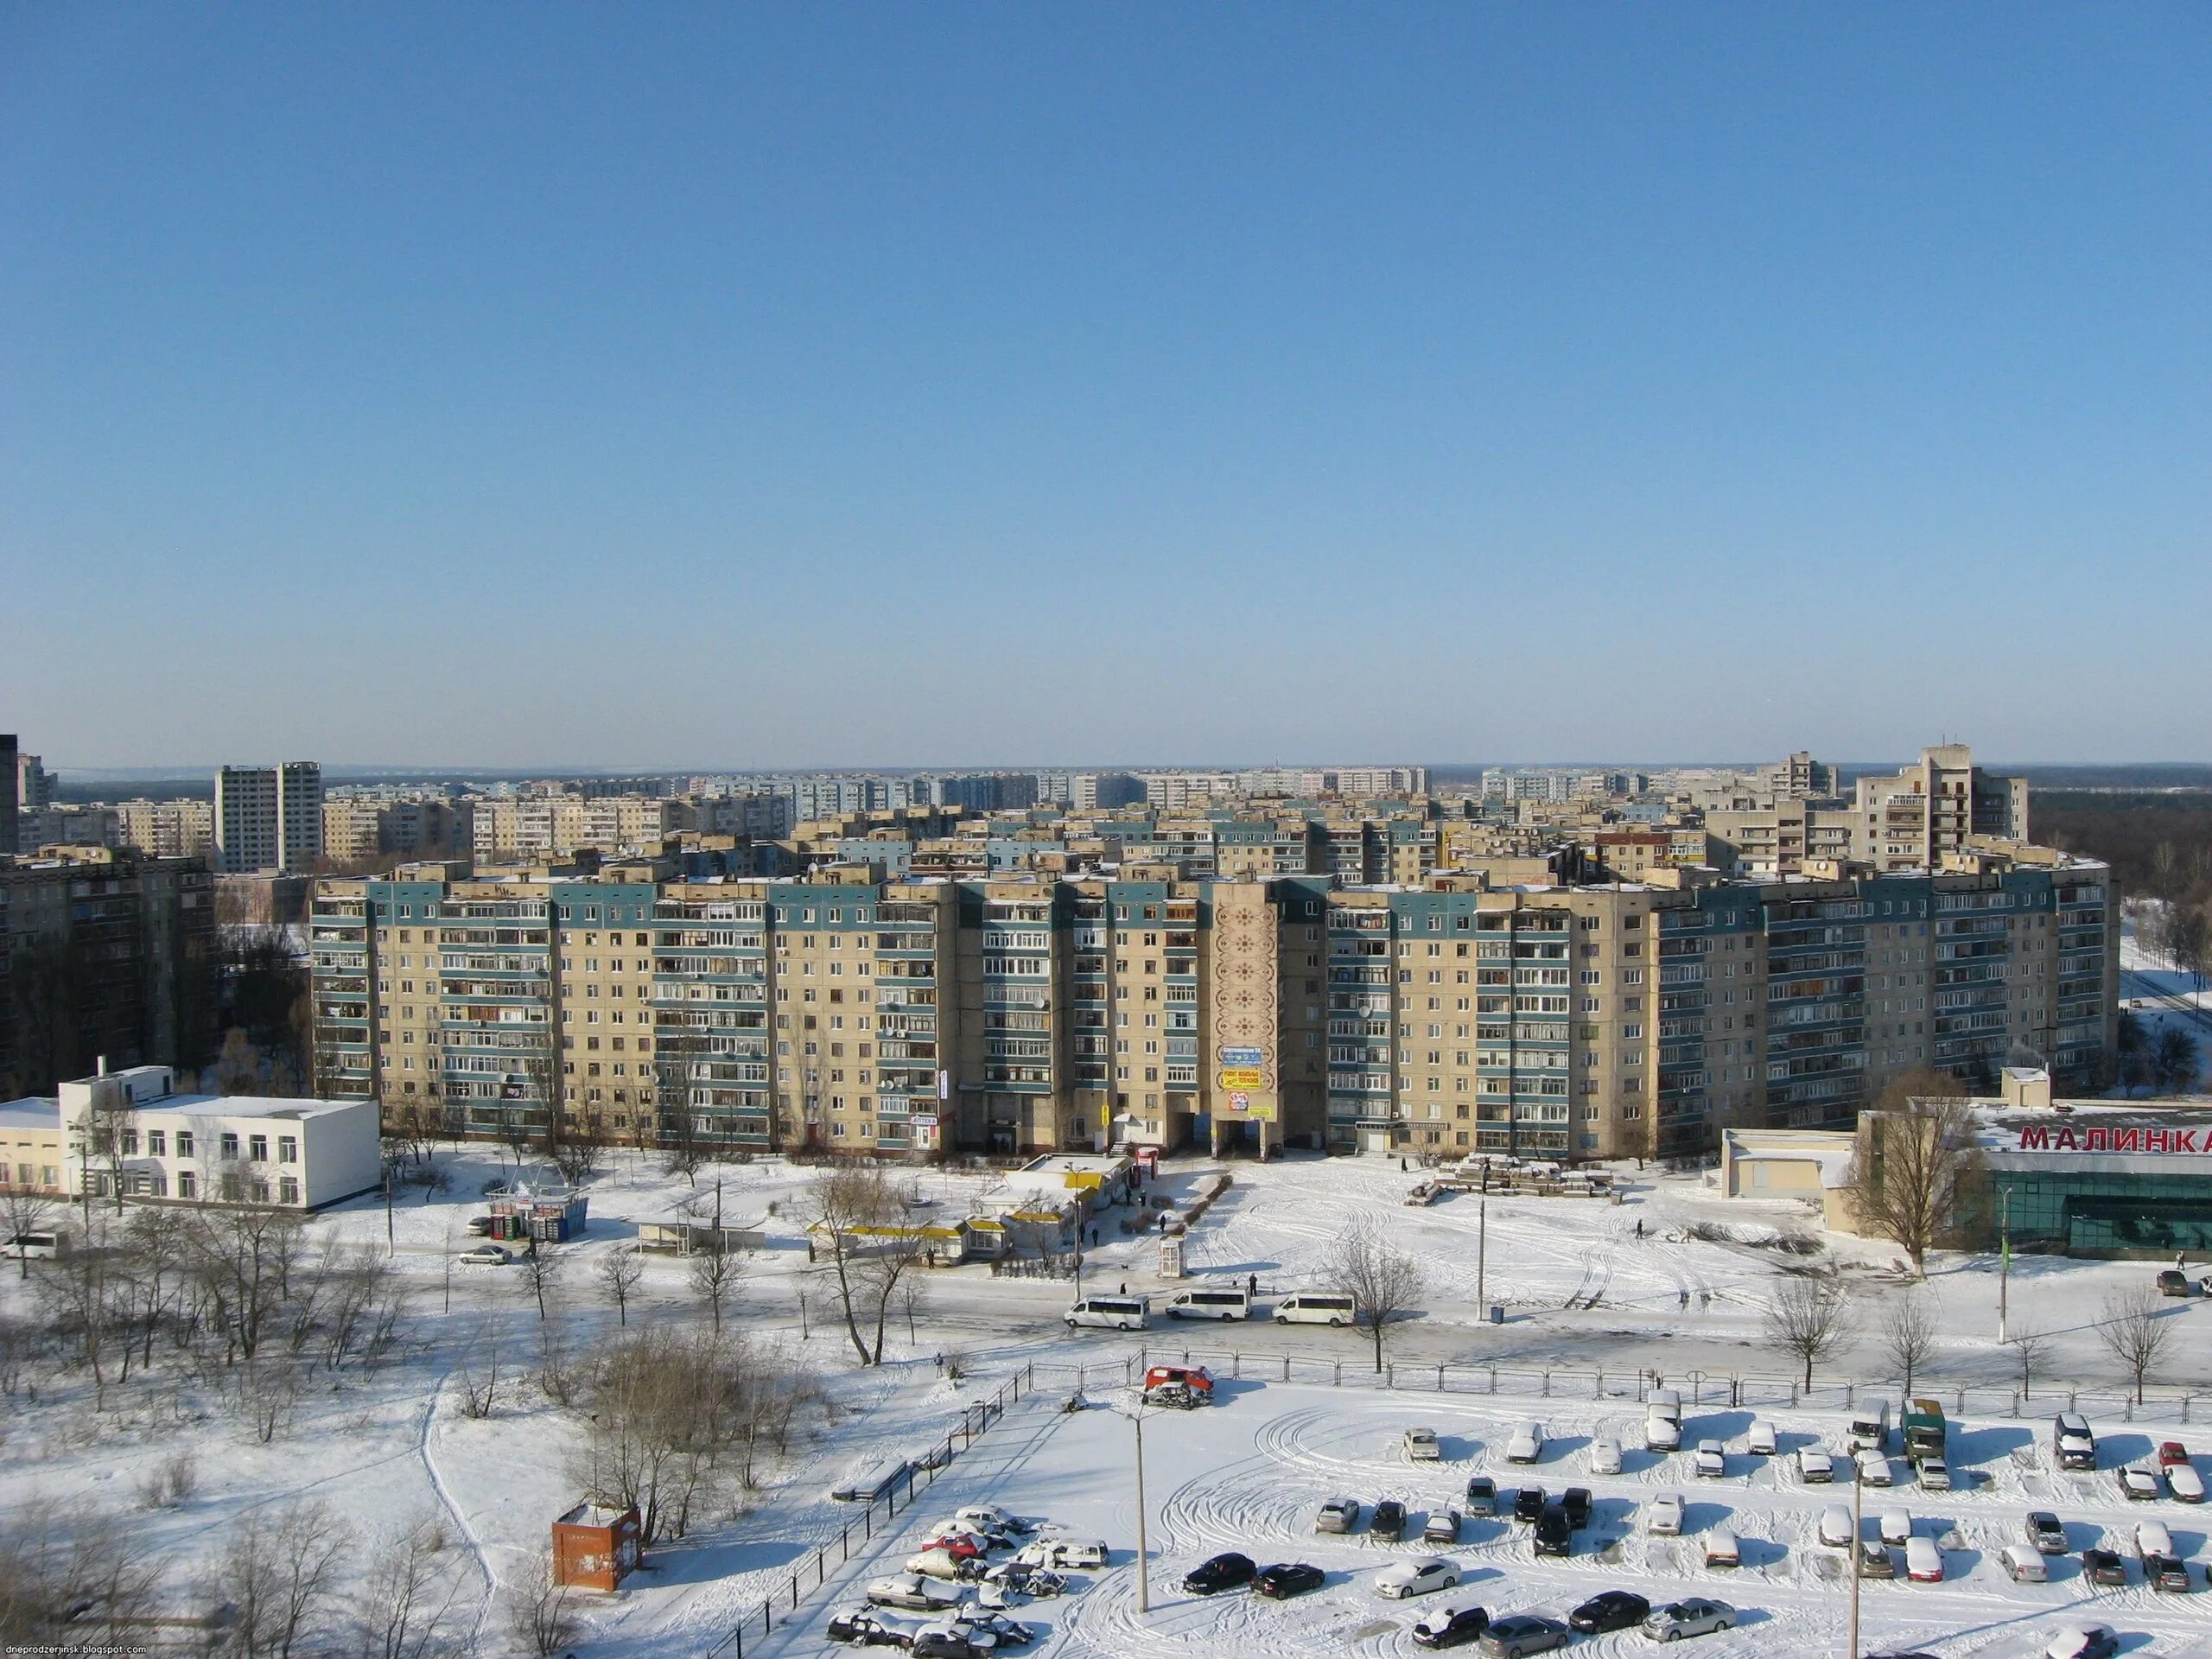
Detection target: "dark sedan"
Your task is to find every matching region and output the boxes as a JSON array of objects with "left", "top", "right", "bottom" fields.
[
  {"left": 1372, "top": 1500, "right": 1408, "bottom": 1542},
  {"left": 1568, "top": 1591, "right": 1650, "bottom": 1634},
  {"left": 1512, "top": 1487, "right": 1548, "bottom": 1524},
  {"left": 1181, "top": 1552, "right": 1255, "bottom": 1596},
  {"left": 1254, "top": 1561, "right": 1325, "bottom": 1599},
  {"left": 828, "top": 1608, "right": 914, "bottom": 1647},
  {"left": 2148, "top": 1553, "right": 2195, "bottom": 1593},
  {"left": 1560, "top": 1487, "right": 1592, "bottom": 1529},
  {"left": 1533, "top": 1503, "right": 1573, "bottom": 1557},
  {"left": 2081, "top": 1548, "right": 2126, "bottom": 1586}
]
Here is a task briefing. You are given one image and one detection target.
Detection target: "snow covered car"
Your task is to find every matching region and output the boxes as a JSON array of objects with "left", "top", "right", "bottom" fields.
[
  {"left": 1817, "top": 1504, "right": 1855, "bottom": 1547},
  {"left": 2169, "top": 1463, "right": 2206, "bottom": 1503},
  {"left": 2000, "top": 1544, "right": 2049, "bottom": 1583},
  {"left": 1746, "top": 1421, "right": 1777, "bottom": 1457},
  {"left": 827, "top": 1606, "right": 918, "bottom": 1646},
  {"left": 1506, "top": 1423, "right": 1545, "bottom": 1465},
  {"left": 2133, "top": 1519, "right": 2175, "bottom": 1560},
  {"left": 1142, "top": 1364, "right": 1214, "bottom": 1401},
  {"left": 1642, "top": 1598, "right": 1736, "bottom": 1640},
  {"left": 1404, "top": 1427, "right": 1443, "bottom": 1461},
  {"left": 1462, "top": 1476, "right": 1498, "bottom": 1516},
  {"left": 1478, "top": 1612, "right": 1569, "bottom": 1656},
  {"left": 1701, "top": 1530, "right": 1739, "bottom": 1568},
  {"left": 1589, "top": 1436, "right": 1623, "bottom": 1476},
  {"left": 2147, "top": 1554, "right": 2194, "bottom": 1592},
  {"left": 953, "top": 1505, "right": 1033, "bottom": 1536},
  {"left": 1376, "top": 1557, "right": 1461, "bottom": 1599},
  {"left": 1315, "top": 1498, "right": 1362, "bottom": 1534},
  {"left": 1878, "top": 1510, "right": 1913, "bottom": 1546},
  {"left": 1796, "top": 1446, "right": 1834, "bottom": 1483},
  {"left": 866, "top": 1574, "right": 963, "bottom": 1612},
  {"left": 1644, "top": 1413, "right": 1681, "bottom": 1452},
  {"left": 909, "top": 1625, "right": 988, "bottom": 1659},
  {"left": 906, "top": 1548, "right": 984, "bottom": 1582},
  {"left": 1012, "top": 1536, "right": 1107, "bottom": 1570},
  {"left": 1904, "top": 1536, "right": 1944, "bottom": 1582},
  {"left": 954, "top": 1612, "right": 1033, "bottom": 1648},
  {"left": 1916, "top": 1459, "right": 1952, "bottom": 1491},
  {"left": 2041, "top": 1626, "right": 2119, "bottom": 1659},
  {"left": 1410, "top": 1601, "right": 1490, "bottom": 1649},
  {"left": 1646, "top": 1492, "right": 1684, "bottom": 1535},
  {"left": 2117, "top": 1465, "right": 2163, "bottom": 1501},
  {"left": 1423, "top": 1508, "right": 1463, "bottom": 1545},
  {"left": 1693, "top": 1440, "right": 1726, "bottom": 1479},
  {"left": 1857, "top": 1541, "right": 1894, "bottom": 1580},
  {"left": 1859, "top": 1457, "right": 1899, "bottom": 1488}
]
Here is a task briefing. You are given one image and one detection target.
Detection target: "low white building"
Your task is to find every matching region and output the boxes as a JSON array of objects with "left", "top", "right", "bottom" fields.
[{"left": 60, "top": 1064, "right": 381, "bottom": 1211}]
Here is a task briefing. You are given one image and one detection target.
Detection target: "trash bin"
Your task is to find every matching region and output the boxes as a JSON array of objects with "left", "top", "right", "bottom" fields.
[{"left": 1489, "top": 1305, "right": 1505, "bottom": 1325}]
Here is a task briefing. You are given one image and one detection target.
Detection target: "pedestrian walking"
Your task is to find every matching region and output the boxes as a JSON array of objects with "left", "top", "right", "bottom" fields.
[
  {"left": 1678, "top": 1289, "right": 1689, "bottom": 1310},
  {"left": 1699, "top": 1290, "right": 1710, "bottom": 1310},
  {"left": 1247, "top": 1272, "right": 1258, "bottom": 1299},
  {"left": 1119, "top": 1281, "right": 1127, "bottom": 1296},
  {"left": 1634, "top": 1219, "right": 1643, "bottom": 1239}
]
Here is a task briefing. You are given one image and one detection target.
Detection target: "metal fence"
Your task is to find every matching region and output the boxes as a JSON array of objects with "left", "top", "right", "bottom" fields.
[
  {"left": 702, "top": 1363, "right": 1037, "bottom": 1659},
  {"left": 1025, "top": 1344, "right": 2202, "bottom": 1426}
]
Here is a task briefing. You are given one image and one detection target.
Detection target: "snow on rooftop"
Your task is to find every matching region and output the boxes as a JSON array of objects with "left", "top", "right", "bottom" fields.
[{"left": 0, "top": 1097, "right": 59, "bottom": 1129}]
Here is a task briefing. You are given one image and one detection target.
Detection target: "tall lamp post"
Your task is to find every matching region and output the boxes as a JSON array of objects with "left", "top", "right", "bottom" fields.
[
  {"left": 1845, "top": 1440, "right": 1866, "bottom": 1659},
  {"left": 1103, "top": 1396, "right": 1153, "bottom": 1615}
]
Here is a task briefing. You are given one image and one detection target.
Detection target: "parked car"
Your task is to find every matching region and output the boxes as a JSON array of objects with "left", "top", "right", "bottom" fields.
[
  {"left": 1424, "top": 1509, "right": 1463, "bottom": 1545},
  {"left": 2052, "top": 1413, "right": 2097, "bottom": 1470},
  {"left": 1253, "top": 1561, "right": 1325, "bottom": 1599},
  {"left": 1746, "top": 1421, "right": 1777, "bottom": 1457},
  {"left": 1701, "top": 1531, "right": 1739, "bottom": 1569},
  {"left": 1569, "top": 1591, "right": 1650, "bottom": 1634},
  {"left": 463, "top": 1216, "right": 494, "bottom": 1237},
  {"left": 2147, "top": 1553, "right": 2194, "bottom": 1592},
  {"left": 1904, "top": 1536, "right": 1944, "bottom": 1583},
  {"left": 1372, "top": 1500, "right": 1408, "bottom": 1543},
  {"left": 1012, "top": 1536, "right": 1107, "bottom": 1570},
  {"left": 1646, "top": 1492, "right": 1684, "bottom": 1535},
  {"left": 2118, "top": 1465, "right": 2163, "bottom": 1501},
  {"left": 1857, "top": 1541, "right": 1895, "bottom": 1580},
  {"left": 1647, "top": 1388, "right": 1683, "bottom": 1425},
  {"left": 1316, "top": 1498, "right": 1362, "bottom": 1535},
  {"left": 907, "top": 1548, "right": 981, "bottom": 1583},
  {"left": 1513, "top": 1487, "right": 1548, "bottom": 1524},
  {"left": 1916, "top": 1459, "right": 1953, "bottom": 1492},
  {"left": 953, "top": 1505, "right": 1033, "bottom": 1537},
  {"left": 1506, "top": 1423, "right": 1545, "bottom": 1464},
  {"left": 1817, "top": 1503, "right": 1855, "bottom": 1547},
  {"left": 1561, "top": 1488, "right": 1592, "bottom": 1529},
  {"left": 1141, "top": 1364, "right": 1214, "bottom": 1400},
  {"left": 1859, "top": 1456, "right": 1899, "bottom": 1488},
  {"left": 2158, "top": 1268, "right": 2193, "bottom": 1297},
  {"left": 1181, "top": 1552, "right": 1255, "bottom": 1595},
  {"left": 827, "top": 1606, "right": 915, "bottom": 1646},
  {"left": 1878, "top": 1510, "right": 1913, "bottom": 1546},
  {"left": 1403, "top": 1427, "right": 1443, "bottom": 1460},
  {"left": 1796, "top": 1446, "right": 1834, "bottom": 1483},
  {"left": 1376, "top": 1558, "right": 1462, "bottom": 1599},
  {"left": 1645, "top": 1413, "right": 1681, "bottom": 1452},
  {"left": 2000, "top": 1544, "right": 2049, "bottom": 1584},
  {"left": 1693, "top": 1441, "right": 1726, "bottom": 1479},
  {"left": 2169, "top": 1462, "right": 2206, "bottom": 1503},
  {"left": 1478, "top": 1613, "right": 1569, "bottom": 1657},
  {"left": 1590, "top": 1436, "right": 1623, "bottom": 1475},
  {"left": 866, "top": 1574, "right": 963, "bottom": 1612},
  {"left": 1463, "top": 1476, "right": 1498, "bottom": 1516},
  {"left": 1534, "top": 1503, "right": 1573, "bottom": 1557},
  {"left": 2133, "top": 1519, "right": 2175, "bottom": 1560},
  {"left": 1642, "top": 1598, "right": 1737, "bottom": 1641},
  {"left": 910, "top": 1625, "right": 986, "bottom": 1659},
  {"left": 455, "top": 1243, "right": 512, "bottom": 1267},
  {"left": 2079, "top": 1548, "right": 2126, "bottom": 1586},
  {"left": 2041, "top": 1627, "right": 2120, "bottom": 1659},
  {"left": 2158, "top": 1440, "right": 2192, "bottom": 1468},
  {"left": 952, "top": 1612, "right": 1032, "bottom": 1649},
  {"left": 1411, "top": 1602, "right": 1491, "bottom": 1650},
  {"left": 2026, "top": 1511, "right": 2069, "bottom": 1554}
]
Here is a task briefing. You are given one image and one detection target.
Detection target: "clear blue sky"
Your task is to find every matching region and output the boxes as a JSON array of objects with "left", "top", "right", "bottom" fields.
[{"left": 3, "top": 5, "right": 2207, "bottom": 770}]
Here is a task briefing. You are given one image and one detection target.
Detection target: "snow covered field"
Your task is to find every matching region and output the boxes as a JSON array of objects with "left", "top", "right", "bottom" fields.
[{"left": 3, "top": 1137, "right": 2206, "bottom": 1656}]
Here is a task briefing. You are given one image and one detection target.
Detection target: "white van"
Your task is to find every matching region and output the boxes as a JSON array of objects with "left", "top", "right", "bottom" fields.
[
  {"left": 1166, "top": 1287, "right": 1250, "bottom": 1321},
  {"left": 2, "top": 1231, "right": 65, "bottom": 1260},
  {"left": 1645, "top": 1413, "right": 1681, "bottom": 1452},
  {"left": 1703, "top": 1529, "right": 1740, "bottom": 1567},
  {"left": 1648, "top": 1387, "right": 1683, "bottom": 1425},
  {"left": 1904, "top": 1536, "right": 1943, "bottom": 1583},
  {"left": 1065, "top": 1296, "right": 1147, "bottom": 1331},
  {"left": 1274, "top": 1292, "right": 1355, "bottom": 1327}
]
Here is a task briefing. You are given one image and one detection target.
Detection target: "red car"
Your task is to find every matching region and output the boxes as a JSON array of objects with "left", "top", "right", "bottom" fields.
[
  {"left": 1143, "top": 1364, "right": 1214, "bottom": 1396},
  {"left": 920, "top": 1534, "right": 986, "bottom": 1560},
  {"left": 2158, "top": 1441, "right": 2191, "bottom": 1469}
]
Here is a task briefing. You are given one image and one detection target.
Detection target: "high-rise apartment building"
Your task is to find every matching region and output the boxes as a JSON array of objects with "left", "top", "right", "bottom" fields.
[
  {"left": 14, "top": 747, "right": 54, "bottom": 815},
  {"left": 1852, "top": 744, "right": 2028, "bottom": 870},
  {"left": 309, "top": 840, "right": 2114, "bottom": 1164},
  {"left": 0, "top": 734, "right": 16, "bottom": 861},
  {"left": 115, "top": 798, "right": 215, "bottom": 861},
  {"left": 214, "top": 763, "right": 323, "bottom": 874}
]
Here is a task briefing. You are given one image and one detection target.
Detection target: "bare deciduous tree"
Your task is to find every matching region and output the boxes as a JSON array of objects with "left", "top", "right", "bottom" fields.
[
  {"left": 0, "top": 1497, "right": 161, "bottom": 1642},
  {"left": 2005, "top": 1326, "right": 2054, "bottom": 1399},
  {"left": 596, "top": 1244, "right": 645, "bottom": 1327},
  {"left": 1763, "top": 1270, "right": 1851, "bottom": 1389},
  {"left": 456, "top": 1317, "right": 505, "bottom": 1419},
  {"left": 690, "top": 1240, "right": 740, "bottom": 1336},
  {"left": 516, "top": 1241, "right": 563, "bottom": 1324},
  {"left": 1878, "top": 1292, "right": 1938, "bottom": 1395},
  {"left": 214, "top": 1497, "right": 351, "bottom": 1659},
  {"left": 2096, "top": 1286, "right": 2175, "bottom": 1405},
  {"left": 505, "top": 1556, "right": 575, "bottom": 1659},
  {"left": 1842, "top": 1072, "right": 1980, "bottom": 1275},
  {"left": 349, "top": 1512, "right": 465, "bottom": 1659},
  {"left": 808, "top": 1166, "right": 925, "bottom": 1365},
  {"left": 0, "top": 1186, "right": 58, "bottom": 1281},
  {"left": 1328, "top": 1217, "right": 1426, "bottom": 1374}
]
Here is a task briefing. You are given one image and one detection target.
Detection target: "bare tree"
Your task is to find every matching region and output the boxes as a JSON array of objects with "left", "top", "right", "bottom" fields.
[
  {"left": 1842, "top": 1073, "right": 1980, "bottom": 1275},
  {"left": 690, "top": 1239, "right": 741, "bottom": 1336},
  {"left": 0, "top": 1186, "right": 58, "bottom": 1281},
  {"left": 505, "top": 1556, "right": 575, "bottom": 1659},
  {"left": 456, "top": 1317, "right": 504, "bottom": 1419},
  {"left": 1328, "top": 1216, "right": 1426, "bottom": 1374},
  {"left": 2005, "top": 1326, "right": 2054, "bottom": 1399},
  {"left": 808, "top": 1165, "right": 916, "bottom": 1365},
  {"left": 2096, "top": 1286, "right": 2175, "bottom": 1405},
  {"left": 897, "top": 1274, "right": 930, "bottom": 1347},
  {"left": 516, "top": 1241, "right": 563, "bottom": 1324},
  {"left": 214, "top": 1497, "right": 351, "bottom": 1659},
  {"left": 1878, "top": 1291, "right": 1938, "bottom": 1395},
  {"left": 596, "top": 1244, "right": 645, "bottom": 1327},
  {"left": 348, "top": 1512, "right": 465, "bottom": 1659},
  {"left": 0, "top": 1497, "right": 161, "bottom": 1641},
  {"left": 1763, "top": 1271, "right": 1851, "bottom": 1389}
]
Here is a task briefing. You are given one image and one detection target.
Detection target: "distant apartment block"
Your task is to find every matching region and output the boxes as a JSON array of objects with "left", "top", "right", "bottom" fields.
[
  {"left": 117, "top": 798, "right": 214, "bottom": 860},
  {"left": 0, "top": 734, "right": 16, "bottom": 859},
  {"left": 215, "top": 762, "right": 323, "bottom": 874}
]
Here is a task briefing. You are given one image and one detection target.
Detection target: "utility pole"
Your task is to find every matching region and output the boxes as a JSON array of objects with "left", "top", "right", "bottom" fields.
[
  {"left": 1845, "top": 1449, "right": 1865, "bottom": 1659},
  {"left": 1133, "top": 1406, "right": 1150, "bottom": 1615},
  {"left": 384, "top": 1160, "right": 396, "bottom": 1252},
  {"left": 1997, "top": 1186, "right": 2012, "bottom": 1345},
  {"left": 1476, "top": 1199, "right": 1487, "bottom": 1313}
]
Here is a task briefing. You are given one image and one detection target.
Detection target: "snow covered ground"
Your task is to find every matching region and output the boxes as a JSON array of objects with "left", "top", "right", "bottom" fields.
[
  {"left": 4, "top": 1138, "right": 2207, "bottom": 1656},
  {"left": 2120, "top": 905, "right": 2211, "bottom": 1096}
]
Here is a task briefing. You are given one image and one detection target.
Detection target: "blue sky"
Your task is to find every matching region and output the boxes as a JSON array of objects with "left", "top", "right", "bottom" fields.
[{"left": 3, "top": 5, "right": 2207, "bottom": 769}]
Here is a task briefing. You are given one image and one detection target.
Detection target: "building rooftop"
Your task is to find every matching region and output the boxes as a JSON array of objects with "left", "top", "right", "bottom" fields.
[{"left": 0, "top": 1097, "right": 60, "bottom": 1130}]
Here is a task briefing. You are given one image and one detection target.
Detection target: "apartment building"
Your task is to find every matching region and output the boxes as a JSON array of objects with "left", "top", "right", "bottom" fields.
[
  {"left": 116, "top": 798, "right": 215, "bottom": 861},
  {"left": 1852, "top": 743, "right": 2029, "bottom": 870},
  {"left": 323, "top": 796, "right": 474, "bottom": 864},
  {"left": 0, "top": 847, "right": 219, "bottom": 1096},
  {"left": 0, "top": 734, "right": 16, "bottom": 858},
  {"left": 214, "top": 762, "right": 323, "bottom": 874},
  {"left": 15, "top": 747, "right": 54, "bottom": 816}
]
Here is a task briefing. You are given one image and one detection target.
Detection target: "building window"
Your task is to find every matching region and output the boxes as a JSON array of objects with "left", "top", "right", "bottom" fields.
[
  {"left": 176, "top": 1131, "right": 194, "bottom": 1157},
  {"left": 219, "top": 1133, "right": 239, "bottom": 1160},
  {"left": 249, "top": 1135, "right": 268, "bottom": 1162},
  {"left": 277, "top": 1136, "right": 297, "bottom": 1163},
  {"left": 278, "top": 1176, "right": 300, "bottom": 1205},
  {"left": 177, "top": 1170, "right": 197, "bottom": 1198}
]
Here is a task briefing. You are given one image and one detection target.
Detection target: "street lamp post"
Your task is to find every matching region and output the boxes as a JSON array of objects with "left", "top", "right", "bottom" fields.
[
  {"left": 1845, "top": 1444, "right": 1866, "bottom": 1659},
  {"left": 1133, "top": 1405, "right": 1150, "bottom": 1614}
]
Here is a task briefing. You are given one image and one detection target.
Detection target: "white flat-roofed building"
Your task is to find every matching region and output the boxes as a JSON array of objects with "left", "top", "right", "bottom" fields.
[{"left": 58, "top": 1063, "right": 380, "bottom": 1210}]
